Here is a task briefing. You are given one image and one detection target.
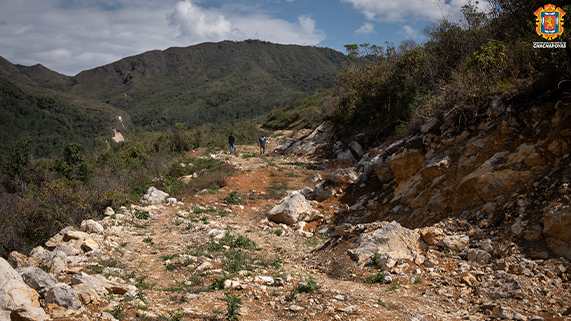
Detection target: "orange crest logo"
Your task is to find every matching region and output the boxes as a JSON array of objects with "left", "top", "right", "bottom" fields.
[{"left": 534, "top": 4, "right": 566, "bottom": 40}]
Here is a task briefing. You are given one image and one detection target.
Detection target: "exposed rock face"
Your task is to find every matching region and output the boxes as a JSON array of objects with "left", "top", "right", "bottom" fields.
[
  {"left": 389, "top": 149, "right": 425, "bottom": 183},
  {"left": 266, "top": 193, "right": 321, "bottom": 225},
  {"left": 140, "top": 186, "right": 169, "bottom": 205},
  {"left": 276, "top": 121, "right": 335, "bottom": 156},
  {"left": 543, "top": 205, "right": 571, "bottom": 260},
  {"left": 347, "top": 221, "right": 427, "bottom": 266}
]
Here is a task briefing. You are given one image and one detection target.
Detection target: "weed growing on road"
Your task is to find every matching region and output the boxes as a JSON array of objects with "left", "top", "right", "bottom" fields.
[
  {"left": 297, "top": 276, "right": 319, "bottom": 293},
  {"left": 366, "top": 272, "right": 386, "bottom": 284},
  {"left": 224, "top": 293, "right": 242, "bottom": 321}
]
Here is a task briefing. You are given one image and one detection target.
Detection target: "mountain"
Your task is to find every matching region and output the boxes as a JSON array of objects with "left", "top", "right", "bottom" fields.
[
  {"left": 63, "top": 40, "right": 345, "bottom": 129},
  {"left": 0, "top": 56, "right": 69, "bottom": 90}
]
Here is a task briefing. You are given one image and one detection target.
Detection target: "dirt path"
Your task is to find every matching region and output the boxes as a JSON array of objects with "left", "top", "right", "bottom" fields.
[{"left": 80, "top": 143, "right": 466, "bottom": 321}]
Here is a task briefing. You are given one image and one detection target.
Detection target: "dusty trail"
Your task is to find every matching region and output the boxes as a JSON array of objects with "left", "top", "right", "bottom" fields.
[{"left": 100, "top": 145, "right": 454, "bottom": 321}]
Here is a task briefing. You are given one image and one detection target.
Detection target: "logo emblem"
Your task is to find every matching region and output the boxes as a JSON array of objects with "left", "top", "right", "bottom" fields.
[{"left": 534, "top": 4, "right": 566, "bottom": 40}]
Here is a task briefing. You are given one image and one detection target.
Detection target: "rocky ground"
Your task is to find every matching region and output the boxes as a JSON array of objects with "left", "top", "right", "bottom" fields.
[{"left": 2, "top": 93, "right": 571, "bottom": 321}]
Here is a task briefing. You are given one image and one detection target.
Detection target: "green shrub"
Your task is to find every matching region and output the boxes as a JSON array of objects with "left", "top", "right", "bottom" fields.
[
  {"left": 297, "top": 276, "right": 319, "bottom": 294},
  {"left": 366, "top": 272, "right": 386, "bottom": 284},
  {"left": 224, "top": 293, "right": 242, "bottom": 321}
]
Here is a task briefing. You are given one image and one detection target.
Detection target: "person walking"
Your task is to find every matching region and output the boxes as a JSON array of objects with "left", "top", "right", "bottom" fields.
[
  {"left": 259, "top": 135, "right": 267, "bottom": 155},
  {"left": 228, "top": 133, "right": 235, "bottom": 154}
]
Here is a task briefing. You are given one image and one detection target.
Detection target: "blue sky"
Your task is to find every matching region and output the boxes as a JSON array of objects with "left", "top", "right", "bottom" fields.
[{"left": 0, "top": 0, "right": 487, "bottom": 76}]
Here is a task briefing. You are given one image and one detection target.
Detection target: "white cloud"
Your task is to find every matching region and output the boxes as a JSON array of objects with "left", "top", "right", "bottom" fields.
[
  {"left": 0, "top": 0, "right": 327, "bottom": 76},
  {"left": 354, "top": 22, "right": 375, "bottom": 35},
  {"left": 400, "top": 25, "right": 420, "bottom": 38},
  {"left": 341, "top": 0, "right": 489, "bottom": 23},
  {"left": 168, "top": 1, "right": 326, "bottom": 46},
  {"left": 168, "top": 0, "right": 234, "bottom": 42}
]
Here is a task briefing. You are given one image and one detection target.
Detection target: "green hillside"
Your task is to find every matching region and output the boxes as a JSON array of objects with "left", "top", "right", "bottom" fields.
[
  {"left": 64, "top": 40, "right": 345, "bottom": 129},
  {"left": 0, "top": 77, "right": 129, "bottom": 158}
]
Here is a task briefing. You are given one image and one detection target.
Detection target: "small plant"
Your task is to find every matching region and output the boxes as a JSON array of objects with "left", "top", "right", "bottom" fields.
[
  {"left": 366, "top": 272, "right": 386, "bottom": 284},
  {"left": 134, "top": 210, "right": 150, "bottom": 220},
  {"left": 166, "top": 263, "right": 178, "bottom": 271},
  {"left": 286, "top": 172, "right": 302, "bottom": 178},
  {"left": 297, "top": 276, "right": 319, "bottom": 294},
  {"left": 285, "top": 289, "right": 298, "bottom": 301},
  {"left": 107, "top": 304, "right": 125, "bottom": 320},
  {"left": 371, "top": 252, "right": 381, "bottom": 266},
  {"left": 210, "top": 272, "right": 237, "bottom": 290},
  {"left": 274, "top": 229, "right": 283, "bottom": 236},
  {"left": 224, "top": 293, "right": 242, "bottom": 321},
  {"left": 119, "top": 242, "right": 129, "bottom": 247},
  {"left": 414, "top": 276, "right": 422, "bottom": 284},
  {"left": 377, "top": 298, "right": 390, "bottom": 309},
  {"left": 389, "top": 282, "right": 400, "bottom": 291},
  {"left": 160, "top": 254, "right": 179, "bottom": 261},
  {"left": 225, "top": 191, "right": 243, "bottom": 204},
  {"left": 143, "top": 237, "right": 153, "bottom": 243}
]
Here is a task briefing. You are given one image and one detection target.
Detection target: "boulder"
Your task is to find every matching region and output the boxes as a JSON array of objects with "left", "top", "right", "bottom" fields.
[
  {"left": 80, "top": 219, "right": 104, "bottom": 234},
  {"left": 348, "top": 141, "right": 364, "bottom": 158},
  {"left": 466, "top": 248, "right": 492, "bottom": 264},
  {"left": 140, "top": 187, "right": 169, "bottom": 205},
  {"left": 437, "top": 235, "right": 470, "bottom": 252},
  {"left": 7, "top": 252, "right": 29, "bottom": 270},
  {"left": 0, "top": 279, "right": 49, "bottom": 321},
  {"left": 266, "top": 194, "right": 321, "bottom": 225},
  {"left": 420, "top": 227, "right": 446, "bottom": 246},
  {"left": 347, "top": 221, "right": 427, "bottom": 266},
  {"left": 0, "top": 258, "right": 48, "bottom": 321},
  {"left": 104, "top": 207, "right": 115, "bottom": 216},
  {"left": 336, "top": 149, "right": 357, "bottom": 163},
  {"left": 80, "top": 238, "right": 99, "bottom": 252},
  {"left": 19, "top": 267, "right": 57, "bottom": 296},
  {"left": 44, "top": 283, "right": 82, "bottom": 310},
  {"left": 313, "top": 183, "right": 336, "bottom": 202}
]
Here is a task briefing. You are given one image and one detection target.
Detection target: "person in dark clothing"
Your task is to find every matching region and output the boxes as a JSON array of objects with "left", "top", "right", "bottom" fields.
[
  {"left": 259, "top": 135, "right": 267, "bottom": 154},
  {"left": 228, "top": 133, "right": 235, "bottom": 154}
]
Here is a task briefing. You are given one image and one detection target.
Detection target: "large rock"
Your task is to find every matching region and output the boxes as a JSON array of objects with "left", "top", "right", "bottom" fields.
[
  {"left": 140, "top": 187, "right": 169, "bottom": 205},
  {"left": 19, "top": 267, "right": 57, "bottom": 296},
  {"left": 348, "top": 141, "right": 364, "bottom": 158},
  {"left": 266, "top": 194, "right": 321, "bottom": 225},
  {"left": 0, "top": 258, "right": 48, "bottom": 321},
  {"left": 347, "top": 221, "right": 427, "bottom": 266},
  {"left": 336, "top": 149, "right": 357, "bottom": 163},
  {"left": 420, "top": 227, "right": 446, "bottom": 246},
  {"left": 80, "top": 219, "right": 104, "bottom": 234},
  {"left": 44, "top": 283, "right": 82, "bottom": 310},
  {"left": 288, "top": 121, "right": 335, "bottom": 156},
  {"left": 543, "top": 206, "right": 571, "bottom": 260},
  {"left": 437, "top": 235, "right": 470, "bottom": 252},
  {"left": 389, "top": 149, "right": 425, "bottom": 183},
  {"left": 313, "top": 183, "right": 336, "bottom": 202}
]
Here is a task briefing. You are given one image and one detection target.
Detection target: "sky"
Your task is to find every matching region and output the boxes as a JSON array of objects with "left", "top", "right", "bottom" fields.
[{"left": 0, "top": 0, "right": 488, "bottom": 76}]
